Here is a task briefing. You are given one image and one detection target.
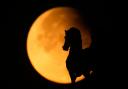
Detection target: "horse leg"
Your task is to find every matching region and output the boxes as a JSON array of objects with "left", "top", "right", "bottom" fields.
[
  {"left": 83, "top": 67, "right": 95, "bottom": 82},
  {"left": 71, "top": 73, "right": 76, "bottom": 84},
  {"left": 68, "top": 70, "right": 76, "bottom": 84},
  {"left": 68, "top": 72, "right": 77, "bottom": 89},
  {"left": 83, "top": 67, "right": 91, "bottom": 81}
]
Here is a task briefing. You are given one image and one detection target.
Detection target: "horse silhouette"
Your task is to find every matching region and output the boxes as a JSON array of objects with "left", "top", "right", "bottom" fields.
[{"left": 63, "top": 27, "right": 96, "bottom": 84}]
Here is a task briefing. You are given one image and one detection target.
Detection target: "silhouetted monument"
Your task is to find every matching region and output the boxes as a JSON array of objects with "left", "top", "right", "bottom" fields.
[{"left": 63, "top": 27, "right": 96, "bottom": 85}]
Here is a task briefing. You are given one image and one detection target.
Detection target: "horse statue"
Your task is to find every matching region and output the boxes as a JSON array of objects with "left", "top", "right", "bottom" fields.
[{"left": 62, "top": 27, "right": 96, "bottom": 84}]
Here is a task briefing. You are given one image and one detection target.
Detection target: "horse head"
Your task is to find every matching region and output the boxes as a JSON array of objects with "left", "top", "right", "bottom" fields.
[{"left": 63, "top": 27, "right": 82, "bottom": 51}]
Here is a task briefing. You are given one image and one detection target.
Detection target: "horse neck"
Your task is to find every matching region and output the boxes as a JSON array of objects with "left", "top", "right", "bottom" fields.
[{"left": 69, "top": 42, "right": 82, "bottom": 55}]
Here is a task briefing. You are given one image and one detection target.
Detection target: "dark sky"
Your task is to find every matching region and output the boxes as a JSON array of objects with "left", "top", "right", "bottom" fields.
[{"left": 5, "top": 0, "right": 104, "bottom": 89}]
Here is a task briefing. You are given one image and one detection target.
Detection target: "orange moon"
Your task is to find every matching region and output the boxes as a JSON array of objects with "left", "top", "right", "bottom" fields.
[{"left": 26, "top": 7, "right": 91, "bottom": 84}]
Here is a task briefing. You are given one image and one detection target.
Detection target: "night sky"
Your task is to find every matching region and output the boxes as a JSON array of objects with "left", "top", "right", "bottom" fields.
[{"left": 5, "top": 0, "right": 104, "bottom": 89}]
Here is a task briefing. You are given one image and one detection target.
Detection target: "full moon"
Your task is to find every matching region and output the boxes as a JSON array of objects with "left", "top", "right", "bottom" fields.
[{"left": 27, "top": 7, "right": 91, "bottom": 84}]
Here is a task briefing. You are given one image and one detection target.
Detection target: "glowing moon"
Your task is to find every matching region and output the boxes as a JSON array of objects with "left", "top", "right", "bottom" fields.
[{"left": 27, "top": 7, "right": 91, "bottom": 84}]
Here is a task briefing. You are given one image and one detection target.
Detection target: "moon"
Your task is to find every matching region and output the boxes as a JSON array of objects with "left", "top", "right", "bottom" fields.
[{"left": 26, "top": 7, "right": 91, "bottom": 84}]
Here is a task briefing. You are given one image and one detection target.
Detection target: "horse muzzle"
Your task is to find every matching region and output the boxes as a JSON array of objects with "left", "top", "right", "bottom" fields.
[{"left": 63, "top": 46, "right": 68, "bottom": 51}]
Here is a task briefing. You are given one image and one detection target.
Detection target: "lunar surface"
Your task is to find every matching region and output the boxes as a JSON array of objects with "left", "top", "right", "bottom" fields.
[{"left": 26, "top": 7, "right": 91, "bottom": 84}]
